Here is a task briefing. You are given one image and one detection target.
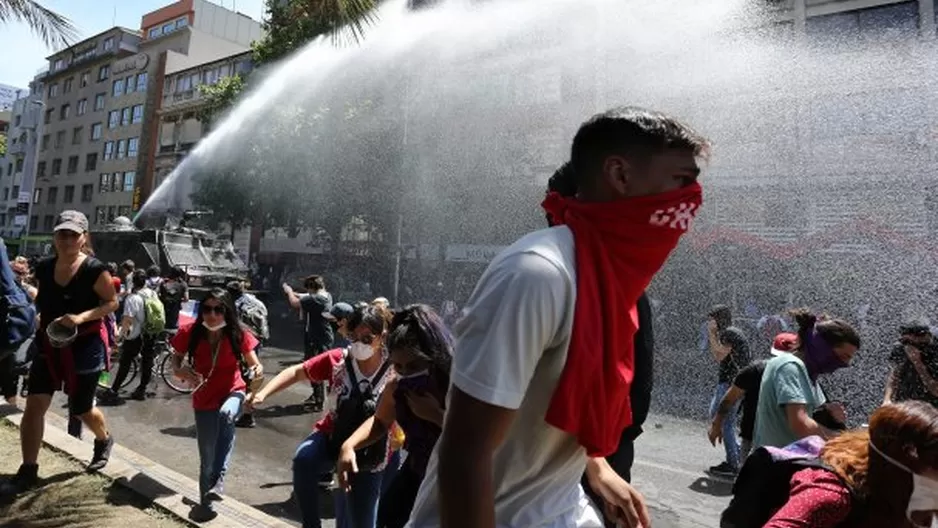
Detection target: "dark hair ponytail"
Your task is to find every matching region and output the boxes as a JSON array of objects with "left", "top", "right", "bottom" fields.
[
  {"left": 387, "top": 304, "right": 453, "bottom": 399},
  {"left": 790, "top": 307, "right": 860, "bottom": 351}
]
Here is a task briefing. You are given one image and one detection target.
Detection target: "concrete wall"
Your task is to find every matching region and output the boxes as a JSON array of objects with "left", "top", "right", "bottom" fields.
[{"left": 192, "top": 0, "right": 263, "bottom": 46}]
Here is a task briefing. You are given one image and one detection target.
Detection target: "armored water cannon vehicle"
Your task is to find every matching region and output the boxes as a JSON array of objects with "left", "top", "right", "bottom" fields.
[{"left": 91, "top": 213, "right": 250, "bottom": 300}]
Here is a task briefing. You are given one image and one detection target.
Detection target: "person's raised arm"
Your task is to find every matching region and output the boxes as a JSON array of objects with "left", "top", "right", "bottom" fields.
[
  {"left": 250, "top": 350, "right": 334, "bottom": 408},
  {"left": 438, "top": 251, "right": 570, "bottom": 528},
  {"left": 283, "top": 283, "right": 302, "bottom": 311}
]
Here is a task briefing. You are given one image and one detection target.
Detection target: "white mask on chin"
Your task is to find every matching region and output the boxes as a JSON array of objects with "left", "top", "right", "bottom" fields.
[
  {"left": 870, "top": 441, "right": 938, "bottom": 527},
  {"left": 349, "top": 342, "right": 375, "bottom": 361},
  {"left": 202, "top": 321, "right": 227, "bottom": 332}
]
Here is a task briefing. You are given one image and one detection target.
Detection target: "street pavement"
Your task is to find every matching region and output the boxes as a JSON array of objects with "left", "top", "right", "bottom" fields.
[{"left": 49, "top": 346, "right": 731, "bottom": 527}]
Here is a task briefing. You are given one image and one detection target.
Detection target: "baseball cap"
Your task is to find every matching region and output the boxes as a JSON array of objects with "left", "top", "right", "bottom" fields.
[
  {"left": 900, "top": 319, "right": 932, "bottom": 336},
  {"left": 372, "top": 297, "right": 390, "bottom": 307},
  {"left": 770, "top": 332, "right": 798, "bottom": 356},
  {"left": 324, "top": 302, "right": 354, "bottom": 322},
  {"left": 54, "top": 210, "right": 89, "bottom": 233}
]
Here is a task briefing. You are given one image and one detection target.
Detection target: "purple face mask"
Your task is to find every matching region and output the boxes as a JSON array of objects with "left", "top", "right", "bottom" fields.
[{"left": 803, "top": 328, "right": 849, "bottom": 379}]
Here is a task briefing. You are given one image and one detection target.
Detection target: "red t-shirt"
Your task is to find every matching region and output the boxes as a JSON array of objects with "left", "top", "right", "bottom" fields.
[
  {"left": 303, "top": 348, "right": 346, "bottom": 433},
  {"left": 111, "top": 276, "right": 122, "bottom": 295},
  {"left": 765, "top": 468, "right": 853, "bottom": 528},
  {"left": 171, "top": 323, "right": 258, "bottom": 411}
]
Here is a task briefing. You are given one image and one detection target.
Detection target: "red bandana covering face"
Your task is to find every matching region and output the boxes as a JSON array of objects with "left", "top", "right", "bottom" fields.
[{"left": 542, "top": 181, "right": 702, "bottom": 456}]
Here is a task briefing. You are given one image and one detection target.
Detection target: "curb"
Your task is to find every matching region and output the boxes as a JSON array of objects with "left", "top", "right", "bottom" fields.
[{"left": 3, "top": 407, "right": 292, "bottom": 528}]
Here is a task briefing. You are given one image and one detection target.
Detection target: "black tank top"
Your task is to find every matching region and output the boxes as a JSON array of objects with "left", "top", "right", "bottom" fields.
[{"left": 35, "top": 256, "right": 107, "bottom": 323}]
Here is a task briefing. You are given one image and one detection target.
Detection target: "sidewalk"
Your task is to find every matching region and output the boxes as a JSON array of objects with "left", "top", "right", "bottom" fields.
[{"left": 2, "top": 406, "right": 292, "bottom": 528}]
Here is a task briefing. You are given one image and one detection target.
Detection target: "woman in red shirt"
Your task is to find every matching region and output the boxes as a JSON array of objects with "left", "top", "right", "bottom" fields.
[
  {"left": 170, "top": 288, "right": 262, "bottom": 521},
  {"left": 766, "top": 400, "right": 938, "bottom": 527},
  {"left": 249, "top": 304, "right": 396, "bottom": 528}
]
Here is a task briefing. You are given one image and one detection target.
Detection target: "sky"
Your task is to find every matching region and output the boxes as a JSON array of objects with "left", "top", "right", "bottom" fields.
[{"left": 0, "top": 0, "right": 265, "bottom": 89}]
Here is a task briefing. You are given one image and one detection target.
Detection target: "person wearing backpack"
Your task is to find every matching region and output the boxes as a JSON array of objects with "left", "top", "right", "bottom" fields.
[
  {"left": 226, "top": 280, "right": 269, "bottom": 428},
  {"left": 722, "top": 400, "right": 938, "bottom": 528},
  {"left": 103, "top": 269, "right": 164, "bottom": 402},
  {"left": 248, "top": 304, "right": 396, "bottom": 528},
  {"left": 159, "top": 266, "right": 189, "bottom": 331},
  {"left": 0, "top": 242, "right": 38, "bottom": 408}
]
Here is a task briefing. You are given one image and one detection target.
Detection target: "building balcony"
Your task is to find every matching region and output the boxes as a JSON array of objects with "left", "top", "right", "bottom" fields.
[{"left": 6, "top": 141, "right": 27, "bottom": 156}]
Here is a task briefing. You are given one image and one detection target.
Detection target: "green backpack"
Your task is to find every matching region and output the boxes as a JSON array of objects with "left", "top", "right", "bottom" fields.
[{"left": 141, "top": 290, "right": 166, "bottom": 336}]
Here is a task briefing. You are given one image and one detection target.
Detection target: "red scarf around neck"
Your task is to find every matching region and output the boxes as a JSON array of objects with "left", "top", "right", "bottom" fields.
[{"left": 542, "top": 182, "right": 702, "bottom": 456}]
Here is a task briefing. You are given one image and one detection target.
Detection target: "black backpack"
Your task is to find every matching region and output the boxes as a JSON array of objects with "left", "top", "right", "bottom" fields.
[
  {"left": 721, "top": 436, "right": 859, "bottom": 528},
  {"left": 0, "top": 238, "right": 36, "bottom": 354},
  {"left": 329, "top": 356, "right": 391, "bottom": 471}
]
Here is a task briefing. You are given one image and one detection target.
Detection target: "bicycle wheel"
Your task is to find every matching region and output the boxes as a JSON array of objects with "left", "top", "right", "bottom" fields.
[{"left": 160, "top": 351, "right": 193, "bottom": 394}]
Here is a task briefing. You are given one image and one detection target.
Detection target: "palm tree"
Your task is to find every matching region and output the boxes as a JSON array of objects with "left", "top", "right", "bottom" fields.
[
  {"left": 297, "top": 0, "right": 379, "bottom": 44},
  {"left": 0, "top": 0, "right": 78, "bottom": 49}
]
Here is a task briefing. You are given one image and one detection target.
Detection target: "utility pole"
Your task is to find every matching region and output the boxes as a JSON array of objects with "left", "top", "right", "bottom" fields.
[{"left": 18, "top": 99, "right": 45, "bottom": 254}]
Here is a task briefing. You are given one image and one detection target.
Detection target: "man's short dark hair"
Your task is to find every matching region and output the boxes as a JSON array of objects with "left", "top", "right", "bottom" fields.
[
  {"left": 146, "top": 265, "right": 160, "bottom": 278},
  {"left": 132, "top": 269, "right": 147, "bottom": 290},
  {"left": 709, "top": 304, "right": 732, "bottom": 329},
  {"left": 571, "top": 107, "right": 709, "bottom": 191},
  {"left": 121, "top": 259, "right": 136, "bottom": 272},
  {"left": 304, "top": 275, "right": 325, "bottom": 290}
]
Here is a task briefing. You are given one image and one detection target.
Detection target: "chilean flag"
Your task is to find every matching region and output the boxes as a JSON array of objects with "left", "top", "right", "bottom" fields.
[{"left": 179, "top": 300, "right": 200, "bottom": 326}]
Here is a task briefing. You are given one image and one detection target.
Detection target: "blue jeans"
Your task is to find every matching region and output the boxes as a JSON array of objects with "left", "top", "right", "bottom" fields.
[
  {"left": 293, "top": 432, "right": 399, "bottom": 528},
  {"left": 194, "top": 392, "right": 244, "bottom": 508},
  {"left": 709, "top": 382, "right": 740, "bottom": 469}
]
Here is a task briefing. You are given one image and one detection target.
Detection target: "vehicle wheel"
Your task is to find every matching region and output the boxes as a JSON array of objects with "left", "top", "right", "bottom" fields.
[{"left": 161, "top": 352, "right": 193, "bottom": 394}]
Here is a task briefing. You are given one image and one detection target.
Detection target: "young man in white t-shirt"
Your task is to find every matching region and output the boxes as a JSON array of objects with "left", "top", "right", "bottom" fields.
[{"left": 407, "top": 107, "right": 709, "bottom": 528}]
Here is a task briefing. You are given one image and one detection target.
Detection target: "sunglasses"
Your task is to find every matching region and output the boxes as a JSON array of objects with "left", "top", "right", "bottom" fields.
[
  {"left": 355, "top": 334, "right": 377, "bottom": 345},
  {"left": 201, "top": 304, "right": 225, "bottom": 315}
]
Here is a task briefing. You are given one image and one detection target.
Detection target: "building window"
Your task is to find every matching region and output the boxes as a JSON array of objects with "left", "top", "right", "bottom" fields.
[
  {"left": 176, "top": 17, "right": 188, "bottom": 29},
  {"left": 103, "top": 37, "right": 114, "bottom": 51},
  {"left": 132, "top": 104, "right": 144, "bottom": 124},
  {"left": 94, "top": 93, "right": 105, "bottom": 110},
  {"left": 44, "top": 109, "right": 53, "bottom": 124},
  {"left": 43, "top": 215, "right": 54, "bottom": 232},
  {"left": 1, "top": 188, "right": 7, "bottom": 201},
  {"left": 53, "top": 58, "right": 65, "bottom": 71},
  {"left": 98, "top": 65, "right": 110, "bottom": 81},
  {"left": 108, "top": 110, "right": 119, "bottom": 129},
  {"left": 12, "top": 186, "right": 19, "bottom": 199},
  {"left": 64, "top": 77, "right": 74, "bottom": 93},
  {"left": 103, "top": 141, "right": 114, "bottom": 160},
  {"left": 36, "top": 161, "right": 46, "bottom": 178},
  {"left": 148, "top": 27, "right": 162, "bottom": 39},
  {"left": 67, "top": 156, "right": 79, "bottom": 174},
  {"left": 32, "top": 188, "right": 41, "bottom": 204},
  {"left": 112, "top": 78, "right": 125, "bottom": 97},
  {"left": 51, "top": 158, "right": 62, "bottom": 176},
  {"left": 48, "top": 83, "right": 58, "bottom": 98},
  {"left": 121, "top": 107, "right": 131, "bottom": 126},
  {"left": 126, "top": 75, "right": 137, "bottom": 92},
  {"left": 77, "top": 98, "right": 87, "bottom": 115},
  {"left": 13, "top": 115, "right": 20, "bottom": 127},
  {"left": 116, "top": 139, "right": 126, "bottom": 159},
  {"left": 64, "top": 185, "right": 75, "bottom": 203},
  {"left": 41, "top": 134, "right": 49, "bottom": 151},
  {"left": 128, "top": 137, "right": 139, "bottom": 158},
  {"left": 123, "top": 171, "right": 136, "bottom": 191},
  {"left": 29, "top": 216, "right": 37, "bottom": 231},
  {"left": 80, "top": 71, "right": 90, "bottom": 87},
  {"left": 90, "top": 122, "right": 102, "bottom": 141},
  {"left": 14, "top": 159, "right": 23, "bottom": 173},
  {"left": 118, "top": 205, "right": 131, "bottom": 218},
  {"left": 81, "top": 184, "right": 93, "bottom": 202},
  {"left": 136, "top": 72, "right": 147, "bottom": 91},
  {"left": 72, "top": 127, "right": 83, "bottom": 145},
  {"left": 99, "top": 173, "right": 109, "bottom": 193},
  {"left": 107, "top": 206, "right": 117, "bottom": 222},
  {"left": 162, "top": 22, "right": 175, "bottom": 35},
  {"left": 54, "top": 131, "right": 64, "bottom": 149},
  {"left": 95, "top": 206, "right": 106, "bottom": 224},
  {"left": 60, "top": 104, "right": 70, "bottom": 120},
  {"left": 47, "top": 187, "right": 58, "bottom": 204},
  {"left": 110, "top": 174, "right": 122, "bottom": 192},
  {"left": 85, "top": 153, "right": 97, "bottom": 171}
]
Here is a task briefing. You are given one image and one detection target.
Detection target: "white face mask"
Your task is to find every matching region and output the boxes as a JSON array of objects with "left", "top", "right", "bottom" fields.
[
  {"left": 349, "top": 342, "right": 375, "bottom": 361},
  {"left": 870, "top": 441, "right": 938, "bottom": 527},
  {"left": 202, "top": 321, "right": 227, "bottom": 332}
]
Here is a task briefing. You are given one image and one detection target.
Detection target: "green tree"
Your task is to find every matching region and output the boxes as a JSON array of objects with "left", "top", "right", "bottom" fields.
[
  {"left": 196, "top": 74, "right": 245, "bottom": 130},
  {"left": 0, "top": 0, "right": 78, "bottom": 48},
  {"left": 0, "top": 134, "right": 6, "bottom": 157}
]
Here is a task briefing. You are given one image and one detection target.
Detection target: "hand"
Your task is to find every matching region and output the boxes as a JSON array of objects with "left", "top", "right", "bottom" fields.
[
  {"left": 587, "top": 460, "right": 651, "bottom": 528},
  {"left": 707, "top": 319, "right": 718, "bottom": 333},
  {"left": 55, "top": 314, "right": 82, "bottom": 328},
  {"left": 824, "top": 402, "right": 847, "bottom": 425},
  {"left": 250, "top": 363, "right": 264, "bottom": 378},
  {"left": 906, "top": 345, "right": 923, "bottom": 364},
  {"left": 405, "top": 390, "right": 444, "bottom": 425},
  {"left": 174, "top": 366, "right": 202, "bottom": 387},
  {"left": 336, "top": 444, "right": 358, "bottom": 493},
  {"left": 282, "top": 283, "right": 292, "bottom": 294},
  {"left": 708, "top": 419, "right": 723, "bottom": 447},
  {"left": 247, "top": 391, "right": 267, "bottom": 411}
]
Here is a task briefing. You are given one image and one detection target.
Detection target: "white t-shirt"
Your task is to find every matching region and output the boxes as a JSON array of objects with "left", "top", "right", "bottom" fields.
[
  {"left": 407, "top": 226, "right": 603, "bottom": 528},
  {"left": 122, "top": 289, "right": 150, "bottom": 340}
]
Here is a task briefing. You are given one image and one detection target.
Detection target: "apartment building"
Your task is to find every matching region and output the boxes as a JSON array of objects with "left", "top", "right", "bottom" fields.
[
  {"left": 0, "top": 82, "right": 45, "bottom": 244},
  {"left": 26, "top": 0, "right": 262, "bottom": 240}
]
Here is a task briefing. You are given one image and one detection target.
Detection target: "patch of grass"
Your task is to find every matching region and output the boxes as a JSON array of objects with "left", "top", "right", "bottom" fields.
[{"left": 0, "top": 420, "right": 189, "bottom": 528}]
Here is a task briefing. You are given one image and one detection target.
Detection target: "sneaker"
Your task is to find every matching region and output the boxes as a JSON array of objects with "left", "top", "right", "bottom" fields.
[
  {"left": 130, "top": 389, "right": 146, "bottom": 401},
  {"left": 235, "top": 413, "right": 256, "bottom": 428},
  {"left": 87, "top": 435, "right": 114, "bottom": 472},
  {"left": 707, "top": 461, "right": 737, "bottom": 478},
  {"left": 204, "top": 480, "right": 225, "bottom": 502},
  {"left": 0, "top": 463, "right": 38, "bottom": 495}
]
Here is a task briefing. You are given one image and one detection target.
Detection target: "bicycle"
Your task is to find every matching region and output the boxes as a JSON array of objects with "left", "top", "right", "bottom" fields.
[{"left": 97, "top": 331, "right": 194, "bottom": 394}]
